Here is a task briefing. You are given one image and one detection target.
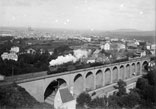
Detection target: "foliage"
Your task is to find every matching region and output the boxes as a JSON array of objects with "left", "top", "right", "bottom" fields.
[
  {"left": 122, "top": 89, "right": 141, "bottom": 108},
  {"left": 0, "top": 40, "right": 14, "bottom": 55},
  {"left": 76, "top": 79, "right": 152, "bottom": 109},
  {"left": 135, "top": 66, "right": 156, "bottom": 108},
  {"left": 107, "top": 95, "right": 120, "bottom": 108},
  {"left": 52, "top": 45, "right": 72, "bottom": 58},
  {"left": 0, "top": 83, "right": 38, "bottom": 108},
  {"left": 90, "top": 97, "right": 107, "bottom": 108},
  {"left": 143, "top": 69, "right": 156, "bottom": 86},
  {"left": 76, "top": 92, "right": 91, "bottom": 108},
  {"left": 136, "top": 78, "right": 148, "bottom": 90},
  {"left": 114, "top": 79, "right": 127, "bottom": 97},
  {"left": 136, "top": 68, "right": 156, "bottom": 103},
  {"left": 109, "top": 80, "right": 140, "bottom": 108}
]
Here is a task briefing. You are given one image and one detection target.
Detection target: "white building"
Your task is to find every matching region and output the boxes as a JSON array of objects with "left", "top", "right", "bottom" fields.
[
  {"left": 134, "top": 40, "right": 140, "bottom": 45},
  {"left": 121, "top": 39, "right": 125, "bottom": 42},
  {"left": 151, "top": 44, "right": 156, "bottom": 50},
  {"left": 1, "top": 52, "right": 9, "bottom": 60},
  {"left": 1, "top": 52, "right": 18, "bottom": 61},
  {"left": 146, "top": 45, "right": 151, "bottom": 50},
  {"left": 49, "top": 51, "right": 54, "bottom": 55},
  {"left": 150, "top": 50, "right": 155, "bottom": 55},
  {"left": 26, "top": 48, "right": 36, "bottom": 54},
  {"left": 87, "top": 56, "right": 96, "bottom": 63},
  {"left": 146, "top": 43, "right": 151, "bottom": 50},
  {"left": 0, "top": 74, "right": 5, "bottom": 81},
  {"left": 111, "top": 38, "right": 119, "bottom": 42},
  {"left": 10, "top": 46, "right": 20, "bottom": 53},
  {"left": 100, "top": 42, "right": 111, "bottom": 51},
  {"left": 118, "top": 43, "right": 126, "bottom": 50},
  {"left": 141, "top": 51, "right": 146, "bottom": 57},
  {"left": 54, "top": 87, "right": 76, "bottom": 109}
]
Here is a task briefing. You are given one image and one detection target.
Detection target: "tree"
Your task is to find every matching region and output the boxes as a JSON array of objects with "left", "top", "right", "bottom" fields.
[
  {"left": 90, "top": 97, "right": 107, "bottom": 108},
  {"left": 136, "top": 67, "right": 156, "bottom": 106},
  {"left": 114, "top": 79, "right": 127, "bottom": 97},
  {"left": 52, "top": 45, "right": 72, "bottom": 58},
  {"left": 136, "top": 78, "right": 148, "bottom": 90},
  {"left": 76, "top": 92, "right": 91, "bottom": 108},
  {"left": 143, "top": 69, "right": 156, "bottom": 86},
  {"left": 0, "top": 83, "right": 38, "bottom": 108}
]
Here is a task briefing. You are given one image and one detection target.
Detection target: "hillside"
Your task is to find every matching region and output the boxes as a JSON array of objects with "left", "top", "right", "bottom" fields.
[{"left": 0, "top": 83, "right": 53, "bottom": 109}]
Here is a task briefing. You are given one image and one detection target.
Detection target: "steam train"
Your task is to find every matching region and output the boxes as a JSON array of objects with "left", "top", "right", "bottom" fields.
[
  {"left": 47, "top": 56, "right": 130, "bottom": 75},
  {"left": 47, "top": 61, "right": 104, "bottom": 75}
]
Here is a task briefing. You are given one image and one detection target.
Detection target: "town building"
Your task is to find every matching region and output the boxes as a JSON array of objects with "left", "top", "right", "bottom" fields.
[
  {"left": 141, "top": 51, "right": 146, "bottom": 57},
  {"left": 10, "top": 46, "right": 20, "bottom": 53},
  {"left": 100, "top": 41, "right": 111, "bottom": 51},
  {"left": 1, "top": 52, "right": 18, "bottom": 61},
  {"left": 54, "top": 87, "right": 76, "bottom": 109},
  {"left": 26, "top": 48, "right": 36, "bottom": 54},
  {"left": 146, "top": 43, "right": 151, "bottom": 50},
  {"left": 151, "top": 44, "right": 156, "bottom": 50}
]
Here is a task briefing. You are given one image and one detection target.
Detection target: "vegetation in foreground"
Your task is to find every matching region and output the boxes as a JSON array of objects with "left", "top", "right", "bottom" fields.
[
  {"left": 76, "top": 66, "right": 156, "bottom": 109},
  {"left": 0, "top": 83, "right": 53, "bottom": 109}
]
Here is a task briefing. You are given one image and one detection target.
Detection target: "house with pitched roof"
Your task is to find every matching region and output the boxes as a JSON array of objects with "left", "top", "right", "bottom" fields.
[{"left": 54, "top": 87, "right": 76, "bottom": 109}]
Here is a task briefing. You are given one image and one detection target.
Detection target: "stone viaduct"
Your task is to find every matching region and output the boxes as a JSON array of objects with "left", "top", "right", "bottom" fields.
[{"left": 12, "top": 57, "right": 150, "bottom": 103}]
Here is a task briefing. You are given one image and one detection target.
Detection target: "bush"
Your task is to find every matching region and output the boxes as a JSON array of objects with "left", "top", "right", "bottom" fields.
[
  {"left": 114, "top": 79, "right": 127, "bottom": 97},
  {"left": 135, "top": 68, "right": 156, "bottom": 107},
  {"left": 136, "top": 78, "right": 148, "bottom": 90},
  {"left": 76, "top": 92, "right": 91, "bottom": 108},
  {"left": 122, "top": 89, "right": 141, "bottom": 108},
  {"left": 90, "top": 97, "right": 107, "bottom": 108},
  {"left": 107, "top": 95, "right": 120, "bottom": 108},
  {"left": 0, "top": 83, "right": 38, "bottom": 108}
]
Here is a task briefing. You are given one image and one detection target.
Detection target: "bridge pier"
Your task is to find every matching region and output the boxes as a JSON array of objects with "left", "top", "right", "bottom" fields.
[
  {"left": 130, "top": 65, "right": 132, "bottom": 78},
  {"left": 110, "top": 69, "right": 113, "bottom": 84},
  {"left": 83, "top": 74, "right": 86, "bottom": 92},
  {"left": 94, "top": 73, "right": 96, "bottom": 90},
  {"left": 117, "top": 66, "right": 120, "bottom": 81},
  {"left": 18, "top": 79, "right": 45, "bottom": 102},
  {"left": 103, "top": 69, "right": 105, "bottom": 87}
]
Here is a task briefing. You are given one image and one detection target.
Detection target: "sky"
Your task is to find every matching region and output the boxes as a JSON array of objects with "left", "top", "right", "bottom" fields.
[{"left": 0, "top": 0, "right": 155, "bottom": 31}]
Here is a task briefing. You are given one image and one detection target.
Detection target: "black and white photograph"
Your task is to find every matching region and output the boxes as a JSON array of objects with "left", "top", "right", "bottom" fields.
[{"left": 0, "top": 0, "right": 155, "bottom": 109}]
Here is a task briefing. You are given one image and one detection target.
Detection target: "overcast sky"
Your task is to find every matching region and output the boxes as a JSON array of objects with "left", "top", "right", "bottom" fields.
[{"left": 0, "top": 0, "right": 155, "bottom": 31}]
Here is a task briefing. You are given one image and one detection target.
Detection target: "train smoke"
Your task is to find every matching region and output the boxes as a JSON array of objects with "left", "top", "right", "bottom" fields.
[
  {"left": 74, "top": 49, "right": 88, "bottom": 59},
  {"left": 49, "top": 49, "right": 90, "bottom": 66}
]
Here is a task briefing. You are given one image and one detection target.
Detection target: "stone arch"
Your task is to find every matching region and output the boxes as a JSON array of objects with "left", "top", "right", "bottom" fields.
[
  {"left": 105, "top": 68, "right": 111, "bottom": 85},
  {"left": 119, "top": 65, "right": 124, "bottom": 80},
  {"left": 142, "top": 61, "right": 148, "bottom": 74},
  {"left": 85, "top": 72, "right": 94, "bottom": 91},
  {"left": 73, "top": 74, "right": 84, "bottom": 96},
  {"left": 131, "top": 63, "right": 136, "bottom": 76},
  {"left": 112, "top": 66, "right": 118, "bottom": 83},
  {"left": 44, "top": 78, "right": 67, "bottom": 100},
  {"left": 96, "top": 70, "right": 103, "bottom": 89},
  {"left": 126, "top": 64, "right": 130, "bottom": 79},
  {"left": 136, "top": 62, "right": 140, "bottom": 75}
]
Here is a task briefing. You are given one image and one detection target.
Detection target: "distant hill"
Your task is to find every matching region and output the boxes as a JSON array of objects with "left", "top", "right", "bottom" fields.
[
  {"left": 112, "top": 29, "right": 140, "bottom": 32},
  {"left": 111, "top": 31, "right": 155, "bottom": 37},
  {"left": 102, "top": 30, "right": 155, "bottom": 43}
]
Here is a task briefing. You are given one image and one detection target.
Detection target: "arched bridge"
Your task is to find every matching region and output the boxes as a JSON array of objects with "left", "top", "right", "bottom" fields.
[{"left": 5, "top": 57, "right": 150, "bottom": 103}]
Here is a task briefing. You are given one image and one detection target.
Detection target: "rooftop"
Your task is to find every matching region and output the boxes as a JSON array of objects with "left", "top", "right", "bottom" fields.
[{"left": 59, "top": 87, "right": 74, "bottom": 103}]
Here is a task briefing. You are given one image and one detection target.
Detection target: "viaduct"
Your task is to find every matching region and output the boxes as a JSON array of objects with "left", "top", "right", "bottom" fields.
[{"left": 4, "top": 57, "right": 150, "bottom": 103}]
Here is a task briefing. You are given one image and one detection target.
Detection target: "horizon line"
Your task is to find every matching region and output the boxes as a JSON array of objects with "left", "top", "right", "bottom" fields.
[{"left": 0, "top": 26, "right": 155, "bottom": 32}]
